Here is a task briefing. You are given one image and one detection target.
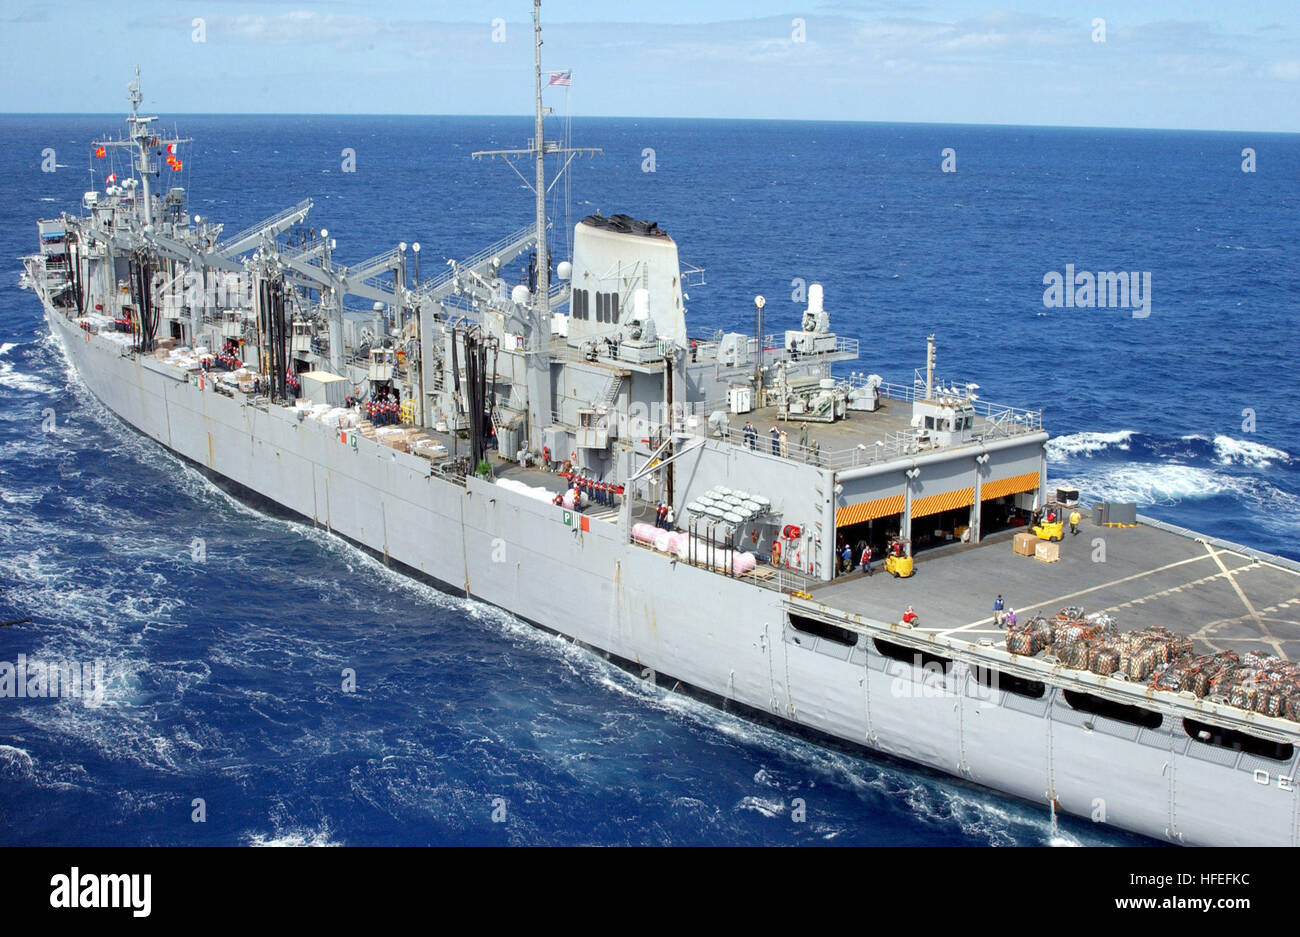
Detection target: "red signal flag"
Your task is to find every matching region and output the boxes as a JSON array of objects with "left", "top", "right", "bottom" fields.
[{"left": 95, "top": 146, "right": 105, "bottom": 158}]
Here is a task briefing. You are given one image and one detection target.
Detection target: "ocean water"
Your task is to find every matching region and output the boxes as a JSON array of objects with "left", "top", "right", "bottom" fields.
[{"left": 0, "top": 114, "right": 1296, "bottom": 846}]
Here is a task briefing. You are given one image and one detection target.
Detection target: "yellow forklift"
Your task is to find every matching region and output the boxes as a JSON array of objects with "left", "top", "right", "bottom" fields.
[
  {"left": 884, "top": 536, "right": 914, "bottom": 578},
  {"left": 1032, "top": 504, "right": 1064, "bottom": 542}
]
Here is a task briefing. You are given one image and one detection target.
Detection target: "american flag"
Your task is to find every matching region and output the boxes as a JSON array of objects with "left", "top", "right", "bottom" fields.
[{"left": 548, "top": 70, "right": 572, "bottom": 87}]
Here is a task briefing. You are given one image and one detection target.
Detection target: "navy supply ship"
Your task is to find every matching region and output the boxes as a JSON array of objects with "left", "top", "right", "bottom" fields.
[{"left": 22, "top": 2, "right": 1300, "bottom": 846}]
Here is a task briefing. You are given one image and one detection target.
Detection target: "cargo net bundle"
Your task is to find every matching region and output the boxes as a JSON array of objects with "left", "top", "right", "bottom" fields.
[
  {"left": 1153, "top": 651, "right": 1300, "bottom": 721},
  {"left": 1005, "top": 608, "right": 1300, "bottom": 721}
]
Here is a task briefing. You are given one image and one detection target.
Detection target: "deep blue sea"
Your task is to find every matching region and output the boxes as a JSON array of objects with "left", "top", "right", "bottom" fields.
[{"left": 0, "top": 115, "right": 1296, "bottom": 846}]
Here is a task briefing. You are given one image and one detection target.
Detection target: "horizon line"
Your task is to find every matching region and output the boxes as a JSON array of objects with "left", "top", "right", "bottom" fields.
[{"left": 0, "top": 112, "right": 1295, "bottom": 137}]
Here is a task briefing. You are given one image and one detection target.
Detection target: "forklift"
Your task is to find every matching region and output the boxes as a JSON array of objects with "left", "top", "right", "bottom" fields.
[
  {"left": 1032, "top": 503, "right": 1065, "bottom": 542},
  {"left": 884, "top": 536, "right": 914, "bottom": 578}
]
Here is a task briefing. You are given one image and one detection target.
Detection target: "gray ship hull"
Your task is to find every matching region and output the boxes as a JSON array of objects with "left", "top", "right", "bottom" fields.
[{"left": 44, "top": 306, "right": 1300, "bottom": 847}]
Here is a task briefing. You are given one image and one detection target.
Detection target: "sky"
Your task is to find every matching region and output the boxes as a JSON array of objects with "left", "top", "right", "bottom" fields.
[{"left": 0, "top": 1, "right": 1296, "bottom": 132}]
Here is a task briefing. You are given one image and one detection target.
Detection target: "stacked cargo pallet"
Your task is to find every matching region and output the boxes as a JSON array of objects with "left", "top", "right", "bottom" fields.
[
  {"left": 409, "top": 436, "right": 449, "bottom": 461},
  {"left": 375, "top": 426, "right": 420, "bottom": 452}
]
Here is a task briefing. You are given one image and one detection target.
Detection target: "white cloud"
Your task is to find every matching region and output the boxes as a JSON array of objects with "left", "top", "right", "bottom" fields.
[{"left": 1264, "top": 60, "right": 1300, "bottom": 80}]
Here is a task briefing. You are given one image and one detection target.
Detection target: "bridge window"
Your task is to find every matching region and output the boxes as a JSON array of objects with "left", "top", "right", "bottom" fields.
[
  {"left": 1063, "top": 690, "right": 1162, "bottom": 729},
  {"left": 1183, "top": 718, "right": 1294, "bottom": 761}
]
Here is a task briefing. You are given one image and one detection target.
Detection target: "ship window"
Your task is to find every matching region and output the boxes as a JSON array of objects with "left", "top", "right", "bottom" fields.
[
  {"left": 610, "top": 293, "right": 619, "bottom": 324},
  {"left": 788, "top": 613, "right": 858, "bottom": 648},
  {"left": 872, "top": 638, "right": 953, "bottom": 674},
  {"left": 969, "top": 664, "right": 1046, "bottom": 699},
  {"left": 1183, "top": 719, "right": 1294, "bottom": 761},
  {"left": 1062, "top": 690, "right": 1162, "bottom": 729},
  {"left": 924, "top": 416, "right": 935, "bottom": 430}
]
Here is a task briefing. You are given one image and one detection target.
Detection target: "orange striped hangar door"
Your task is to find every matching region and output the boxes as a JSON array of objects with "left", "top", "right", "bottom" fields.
[
  {"left": 910, "top": 486, "right": 975, "bottom": 519},
  {"left": 981, "top": 471, "right": 1040, "bottom": 502},
  {"left": 835, "top": 493, "right": 904, "bottom": 527}
]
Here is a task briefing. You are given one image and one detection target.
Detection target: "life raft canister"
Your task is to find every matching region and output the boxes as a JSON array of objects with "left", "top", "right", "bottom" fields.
[{"left": 782, "top": 524, "right": 802, "bottom": 540}]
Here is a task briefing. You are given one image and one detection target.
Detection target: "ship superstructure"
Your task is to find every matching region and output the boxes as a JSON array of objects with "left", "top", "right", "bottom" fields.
[{"left": 22, "top": 2, "right": 1300, "bottom": 846}]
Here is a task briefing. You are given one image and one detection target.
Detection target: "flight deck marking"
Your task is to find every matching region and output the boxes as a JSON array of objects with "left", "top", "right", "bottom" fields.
[
  {"left": 935, "top": 550, "right": 1229, "bottom": 638},
  {"left": 1187, "top": 613, "right": 1300, "bottom": 658},
  {"left": 1201, "top": 540, "right": 1280, "bottom": 654}
]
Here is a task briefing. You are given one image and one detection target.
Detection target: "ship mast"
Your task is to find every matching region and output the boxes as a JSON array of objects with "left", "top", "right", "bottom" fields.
[
  {"left": 532, "top": 0, "right": 548, "bottom": 338},
  {"left": 94, "top": 67, "right": 190, "bottom": 230},
  {"left": 471, "top": 1, "right": 600, "bottom": 450}
]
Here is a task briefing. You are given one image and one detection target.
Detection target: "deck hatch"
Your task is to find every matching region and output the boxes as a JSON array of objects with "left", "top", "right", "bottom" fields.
[
  {"left": 872, "top": 637, "right": 953, "bottom": 674},
  {"left": 788, "top": 613, "right": 858, "bottom": 648},
  {"left": 1062, "top": 689, "right": 1163, "bottom": 730},
  {"left": 968, "top": 663, "right": 1046, "bottom": 699},
  {"left": 1184, "top": 718, "right": 1295, "bottom": 763}
]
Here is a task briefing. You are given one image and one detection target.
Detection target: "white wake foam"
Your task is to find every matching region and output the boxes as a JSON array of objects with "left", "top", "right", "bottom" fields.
[
  {"left": 243, "top": 823, "right": 341, "bottom": 847},
  {"left": 0, "top": 358, "right": 56, "bottom": 394},
  {"left": 1053, "top": 462, "right": 1300, "bottom": 539},
  {"left": 1211, "top": 434, "right": 1290, "bottom": 467},
  {"left": 1046, "top": 430, "right": 1134, "bottom": 460}
]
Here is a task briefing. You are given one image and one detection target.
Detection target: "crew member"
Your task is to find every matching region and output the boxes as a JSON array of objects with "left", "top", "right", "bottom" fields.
[
  {"left": 1069, "top": 509, "right": 1081, "bottom": 535},
  {"left": 902, "top": 606, "right": 918, "bottom": 625},
  {"left": 993, "top": 594, "right": 1005, "bottom": 626}
]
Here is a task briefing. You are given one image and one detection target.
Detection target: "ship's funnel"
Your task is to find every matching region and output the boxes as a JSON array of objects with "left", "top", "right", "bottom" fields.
[{"left": 567, "top": 214, "right": 686, "bottom": 349}]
